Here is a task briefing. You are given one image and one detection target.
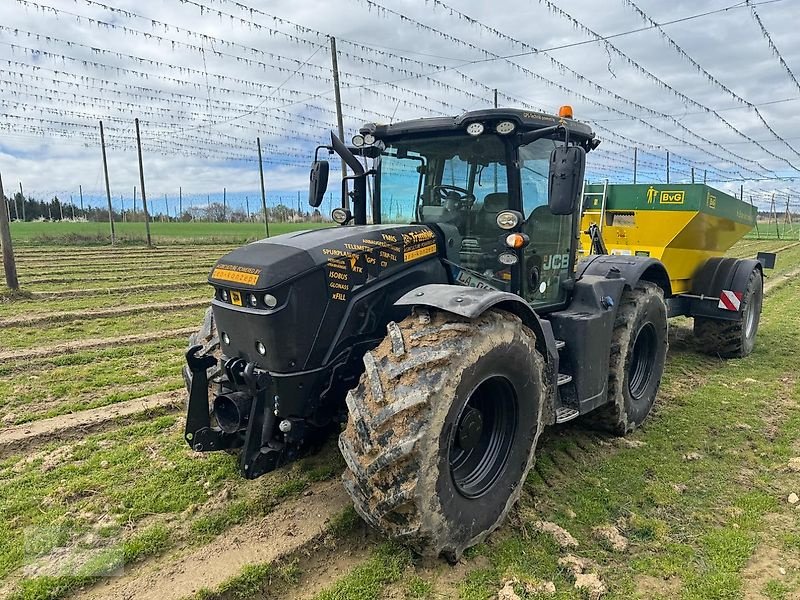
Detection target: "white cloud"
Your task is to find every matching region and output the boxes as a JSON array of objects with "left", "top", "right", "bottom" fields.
[{"left": 0, "top": 0, "right": 798, "bottom": 211}]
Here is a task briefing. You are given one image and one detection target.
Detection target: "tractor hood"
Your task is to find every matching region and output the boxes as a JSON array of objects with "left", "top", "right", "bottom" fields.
[
  {"left": 208, "top": 224, "right": 440, "bottom": 294},
  {"left": 206, "top": 223, "right": 445, "bottom": 374}
]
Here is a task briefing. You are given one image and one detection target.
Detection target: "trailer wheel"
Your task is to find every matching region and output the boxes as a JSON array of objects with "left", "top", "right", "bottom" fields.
[
  {"left": 588, "top": 281, "right": 668, "bottom": 435},
  {"left": 339, "top": 309, "right": 546, "bottom": 561},
  {"left": 694, "top": 269, "right": 763, "bottom": 358}
]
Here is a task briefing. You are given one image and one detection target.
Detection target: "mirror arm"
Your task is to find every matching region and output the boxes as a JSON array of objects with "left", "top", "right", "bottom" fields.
[
  {"left": 314, "top": 145, "right": 333, "bottom": 161},
  {"left": 330, "top": 132, "right": 365, "bottom": 175},
  {"left": 518, "top": 124, "right": 567, "bottom": 146}
]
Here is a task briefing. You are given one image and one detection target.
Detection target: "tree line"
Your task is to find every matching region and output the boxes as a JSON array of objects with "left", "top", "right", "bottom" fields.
[{"left": 3, "top": 192, "right": 324, "bottom": 223}]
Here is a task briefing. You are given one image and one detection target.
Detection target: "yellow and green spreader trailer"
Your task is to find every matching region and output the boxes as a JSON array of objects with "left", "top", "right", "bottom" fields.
[{"left": 580, "top": 183, "right": 774, "bottom": 357}]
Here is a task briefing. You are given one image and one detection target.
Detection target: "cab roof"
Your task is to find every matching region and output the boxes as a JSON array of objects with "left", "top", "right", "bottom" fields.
[{"left": 359, "top": 107, "right": 595, "bottom": 143}]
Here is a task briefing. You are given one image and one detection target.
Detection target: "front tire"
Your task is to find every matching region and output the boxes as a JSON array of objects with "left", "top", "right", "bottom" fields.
[
  {"left": 339, "top": 309, "right": 547, "bottom": 561},
  {"left": 590, "top": 281, "right": 668, "bottom": 435},
  {"left": 694, "top": 269, "right": 763, "bottom": 358}
]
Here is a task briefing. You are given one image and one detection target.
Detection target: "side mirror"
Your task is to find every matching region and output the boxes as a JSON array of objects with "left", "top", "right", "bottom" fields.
[
  {"left": 308, "top": 160, "right": 329, "bottom": 207},
  {"left": 548, "top": 145, "right": 586, "bottom": 215}
]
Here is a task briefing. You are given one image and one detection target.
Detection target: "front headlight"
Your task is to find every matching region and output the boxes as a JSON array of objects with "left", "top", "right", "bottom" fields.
[
  {"left": 496, "top": 120, "right": 516, "bottom": 135},
  {"left": 466, "top": 122, "right": 484, "bottom": 136},
  {"left": 496, "top": 210, "right": 521, "bottom": 230}
]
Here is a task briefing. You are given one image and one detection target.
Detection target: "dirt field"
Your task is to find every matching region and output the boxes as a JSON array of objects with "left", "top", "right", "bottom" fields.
[{"left": 1, "top": 239, "right": 799, "bottom": 600}]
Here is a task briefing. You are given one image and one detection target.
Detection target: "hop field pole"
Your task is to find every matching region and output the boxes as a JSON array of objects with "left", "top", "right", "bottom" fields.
[
  {"left": 99, "top": 120, "right": 117, "bottom": 245},
  {"left": 19, "top": 182, "right": 25, "bottom": 221},
  {"left": 134, "top": 118, "right": 153, "bottom": 247},
  {"left": 633, "top": 147, "right": 638, "bottom": 184},
  {"left": 330, "top": 36, "right": 348, "bottom": 210},
  {"left": 666, "top": 151, "right": 670, "bottom": 184},
  {"left": 0, "top": 171, "right": 20, "bottom": 291},
  {"left": 257, "top": 137, "right": 270, "bottom": 237}
]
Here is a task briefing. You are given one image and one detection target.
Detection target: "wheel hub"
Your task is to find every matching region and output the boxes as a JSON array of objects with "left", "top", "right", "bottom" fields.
[
  {"left": 449, "top": 376, "right": 517, "bottom": 499},
  {"left": 457, "top": 408, "right": 483, "bottom": 450}
]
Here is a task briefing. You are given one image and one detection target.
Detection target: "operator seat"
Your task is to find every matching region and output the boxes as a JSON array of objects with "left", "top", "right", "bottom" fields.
[{"left": 476, "top": 192, "right": 509, "bottom": 235}]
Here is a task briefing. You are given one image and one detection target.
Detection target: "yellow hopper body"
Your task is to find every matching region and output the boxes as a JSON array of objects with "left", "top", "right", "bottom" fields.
[{"left": 580, "top": 184, "right": 757, "bottom": 294}]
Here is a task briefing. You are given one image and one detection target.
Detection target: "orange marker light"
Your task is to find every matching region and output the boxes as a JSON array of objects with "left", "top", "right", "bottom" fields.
[
  {"left": 505, "top": 233, "right": 527, "bottom": 249},
  {"left": 558, "top": 105, "right": 574, "bottom": 119}
]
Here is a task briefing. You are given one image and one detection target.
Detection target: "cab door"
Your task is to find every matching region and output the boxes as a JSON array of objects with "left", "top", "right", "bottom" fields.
[{"left": 518, "top": 142, "right": 575, "bottom": 310}]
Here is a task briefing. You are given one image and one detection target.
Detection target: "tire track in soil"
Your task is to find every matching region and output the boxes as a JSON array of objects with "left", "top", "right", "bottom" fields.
[
  {"left": 0, "top": 390, "right": 182, "bottom": 458},
  {"left": 28, "top": 281, "right": 206, "bottom": 298},
  {"left": 20, "top": 270, "right": 209, "bottom": 286},
  {"left": 15, "top": 263, "right": 216, "bottom": 277},
  {"left": 0, "top": 327, "right": 196, "bottom": 362},
  {"left": 74, "top": 480, "right": 351, "bottom": 600},
  {"left": 0, "top": 299, "right": 209, "bottom": 328},
  {"left": 16, "top": 255, "right": 219, "bottom": 267}
]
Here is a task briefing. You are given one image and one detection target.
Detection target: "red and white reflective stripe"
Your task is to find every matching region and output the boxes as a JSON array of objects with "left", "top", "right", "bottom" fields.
[{"left": 718, "top": 290, "right": 743, "bottom": 311}]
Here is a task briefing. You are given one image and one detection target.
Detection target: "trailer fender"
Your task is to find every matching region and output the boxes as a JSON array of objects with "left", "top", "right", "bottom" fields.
[
  {"left": 691, "top": 257, "right": 762, "bottom": 298},
  {"left": 394, "top": 284, "right": 559, "bottom": 374},
  {"left": 576, "top": 254, "right": 672, "bottom": 301},
  {"left": 688, "top": 257, "right": 763, "bottom": 320}
]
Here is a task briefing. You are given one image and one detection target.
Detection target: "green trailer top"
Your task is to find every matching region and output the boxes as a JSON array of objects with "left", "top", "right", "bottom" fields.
[{"left": 582, "top": 183, "right": 757, "bottom": 227}]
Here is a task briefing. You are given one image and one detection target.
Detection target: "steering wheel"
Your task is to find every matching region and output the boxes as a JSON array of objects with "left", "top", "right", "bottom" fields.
[{"left": 432, "top": 185, "right": 475, "bottom": 211}]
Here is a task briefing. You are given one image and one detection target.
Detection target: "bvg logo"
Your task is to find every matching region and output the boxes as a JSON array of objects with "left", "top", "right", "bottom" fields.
[
  {"left": 646, "top": 187, "right": 685, "bottom": 205},
  {"left": 659, "top": 191, "right": 685, "bottom": 204}
]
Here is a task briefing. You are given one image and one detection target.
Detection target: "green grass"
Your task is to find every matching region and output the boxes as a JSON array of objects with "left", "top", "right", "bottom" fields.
[
  {"left": 0, "top": 418, "right": 343, "bottom": 599},
  {"left": 7, "top": 221, "right": 332, "bottom": 246},
  {"left": 0, "top": 305, "right": 206, "bottom": 349},
  {"left": 744, "top": 222, "right": 800, "bottom": 241},
  {"left": 0, "top": 338, "right": 187, "bottom": 424},
  {"left": 0, "top": 287, "right": 212, "bottom": 318},
  {"left": 1, "top": 235, "right": 798, "bottom": 599},
  {"left": 314, "top": 544, "right": 414, "bottom": 600}
]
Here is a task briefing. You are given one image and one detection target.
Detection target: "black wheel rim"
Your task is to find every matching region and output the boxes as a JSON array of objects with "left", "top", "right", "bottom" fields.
[
  {"left": 449, "top": 376, "right": 517, "bottom": 499},
  {"left": 628, "top": 322, "right": 657, "bottom": 401}
]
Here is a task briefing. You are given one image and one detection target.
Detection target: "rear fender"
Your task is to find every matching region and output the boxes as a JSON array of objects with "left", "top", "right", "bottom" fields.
[{"left": 394, "top": 284, "right": 558, "bottom": 382}]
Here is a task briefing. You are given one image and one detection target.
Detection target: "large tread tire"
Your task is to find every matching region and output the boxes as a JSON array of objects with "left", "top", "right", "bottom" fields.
[
  {"left": 694, "top": 269, "right": 763, "bottom": 358},
  {"left": 339, "top": 309, "right": 547, "bottom": 561},
  {"left": 587, "top": 281, "right": 668, "bottom": 435}
]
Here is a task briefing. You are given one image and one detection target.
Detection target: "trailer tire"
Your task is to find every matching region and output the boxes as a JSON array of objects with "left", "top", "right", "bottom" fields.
[
  {"left": 588, "top": 281, "right": 668, "bottom": 435},
  {"left": 693, "top": 269, "right": 763, "bottom": 358},
  {"left": 339, "top": 309, "right": 546, "bottom": 561}
]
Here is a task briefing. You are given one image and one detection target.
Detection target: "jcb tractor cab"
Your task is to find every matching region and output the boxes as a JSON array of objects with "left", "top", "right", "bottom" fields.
[{"left": 184, "top": 107, "right": 764, "bottom": 560}]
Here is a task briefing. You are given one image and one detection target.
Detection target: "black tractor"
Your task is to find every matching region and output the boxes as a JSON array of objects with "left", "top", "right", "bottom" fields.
[{"left": 184, "top": 107, "right": 762, "bottom": 561}]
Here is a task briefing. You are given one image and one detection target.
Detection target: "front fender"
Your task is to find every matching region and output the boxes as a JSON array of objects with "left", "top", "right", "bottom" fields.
[{"left": 394, "top": 284, "right": 559, "bottom": 376}]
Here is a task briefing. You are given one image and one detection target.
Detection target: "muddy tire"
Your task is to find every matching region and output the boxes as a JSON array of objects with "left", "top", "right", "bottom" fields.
[
  {"left": 694, "top": 269, "right": 763, "bottom": 358},
  {"left": 339, "top": 309, "right": 546, "bottom": 561},
  {"left": 587, "top": 281, "right": 668, "bottom": 435}
]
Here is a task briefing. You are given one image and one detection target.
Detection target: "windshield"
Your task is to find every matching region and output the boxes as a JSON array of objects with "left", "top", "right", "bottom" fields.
[{"left": 378, "top": 134, "right": 510, "bottom": 225}]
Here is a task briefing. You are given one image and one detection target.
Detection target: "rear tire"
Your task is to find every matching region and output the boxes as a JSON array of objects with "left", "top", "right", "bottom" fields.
[
  {"left": 588, "top": 281, "right": 668, "bottom": 435},
  {"left": 694, "top": 269, "right": 763, "bottom": 358},
  {"left": 339, "top": 309, "right": 546, "bottom": 561}
]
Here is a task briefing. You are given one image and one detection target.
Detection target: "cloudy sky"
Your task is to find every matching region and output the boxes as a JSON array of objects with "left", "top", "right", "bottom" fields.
[{"left": 1, "top": 0, "right": 798, "bottom": 214}]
